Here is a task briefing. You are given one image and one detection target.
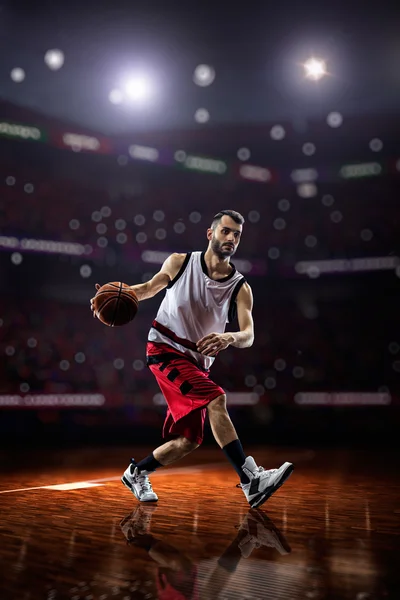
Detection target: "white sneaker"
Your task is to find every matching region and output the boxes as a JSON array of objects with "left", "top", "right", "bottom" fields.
[
  {"left": 121, "top": 460, "right": 158, "bottom": 502},
  {"left": 239, "top": 456, "right": 293, "bottom": 508}
]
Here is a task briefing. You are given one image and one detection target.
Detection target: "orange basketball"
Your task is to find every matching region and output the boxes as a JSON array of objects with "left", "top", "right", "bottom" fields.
[{"left": 93, "top": 282, "right": 138, "bottom": 327}]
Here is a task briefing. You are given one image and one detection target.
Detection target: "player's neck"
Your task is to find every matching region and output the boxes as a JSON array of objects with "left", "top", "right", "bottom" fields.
[{"left": 204, "top": 248, "right": 232, "bottom": 276}]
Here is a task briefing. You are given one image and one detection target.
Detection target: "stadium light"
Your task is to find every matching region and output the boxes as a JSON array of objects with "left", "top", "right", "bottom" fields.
[
  {"left": 124, "top": 76, "right": 151, "bottom": 101},
  {"left": 304, "top": 58, "right": 326, "bottom": 80}
]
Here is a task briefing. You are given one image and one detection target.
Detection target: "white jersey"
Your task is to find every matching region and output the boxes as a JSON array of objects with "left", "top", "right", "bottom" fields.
[{"left": 148, "top": 251, "right": 246, "bottom": 370}]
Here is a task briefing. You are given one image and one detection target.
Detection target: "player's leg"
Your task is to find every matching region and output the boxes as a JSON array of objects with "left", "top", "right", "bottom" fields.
[
  {"left": 122, "top": 406, "right": 205, "bottom": 502},
  {"left": 207, "top": 394, "right": 294, "bottom": 508},
  {"left": 153, "top": 436, "right": 199, "bottom": 465}
]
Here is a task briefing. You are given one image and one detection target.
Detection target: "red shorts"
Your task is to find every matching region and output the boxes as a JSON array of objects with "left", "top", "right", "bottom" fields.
[{"left": 146, "top": 342, "right": 225, "bottom": 445}]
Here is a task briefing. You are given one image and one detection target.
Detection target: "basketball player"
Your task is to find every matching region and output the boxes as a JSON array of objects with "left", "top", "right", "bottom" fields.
[{"left": 90, "top": 210, "right": 293, "bottom": 508}]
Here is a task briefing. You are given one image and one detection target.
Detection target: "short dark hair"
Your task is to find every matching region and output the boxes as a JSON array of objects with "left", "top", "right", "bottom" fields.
[{"left": 211, "top": 209, "right": 245, "bottom": 231}]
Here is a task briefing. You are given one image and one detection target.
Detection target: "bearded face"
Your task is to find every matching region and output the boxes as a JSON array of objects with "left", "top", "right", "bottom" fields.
[{"left": 210, "top": 233, "right": 237, "bottom": 259}]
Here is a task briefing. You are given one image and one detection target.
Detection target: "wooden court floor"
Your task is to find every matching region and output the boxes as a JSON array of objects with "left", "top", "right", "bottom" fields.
[{"left": 0, "top": 446, "right": 399, "bottom": 600}]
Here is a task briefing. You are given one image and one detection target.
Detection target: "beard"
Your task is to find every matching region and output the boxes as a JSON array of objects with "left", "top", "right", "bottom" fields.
[{"left": 211, "top": 235, "right": 236, "bottom": 259}]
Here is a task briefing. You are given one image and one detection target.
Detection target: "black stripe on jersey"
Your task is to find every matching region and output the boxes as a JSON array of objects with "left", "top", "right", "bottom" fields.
[
  {"left": 200, "top": 251, "right": 237, "bottom": 282},
  {"left": 167, "top": 253, "right": 192, "bottom": 288},
  {"left": 228, "top": 277, "right": 247, "bottom": 323}
]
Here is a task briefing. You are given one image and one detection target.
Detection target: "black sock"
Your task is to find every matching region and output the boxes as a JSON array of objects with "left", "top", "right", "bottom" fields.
[
  {"left": 222, "top": 439, "right": 250, "bottom": 484},
  {"left": 132, "top": 453, "right": 162, "bottom": 474}
]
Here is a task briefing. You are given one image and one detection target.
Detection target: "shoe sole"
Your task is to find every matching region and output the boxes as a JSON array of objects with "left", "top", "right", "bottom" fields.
[
  {"left": 121, "top": 475, "right": 158, "bottom": 502},
  {"left": 250, "top": 463, "right": 294, "bottom": 509}
]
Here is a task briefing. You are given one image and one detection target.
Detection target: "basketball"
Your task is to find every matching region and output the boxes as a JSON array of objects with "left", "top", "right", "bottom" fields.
[{"left": 93, "top": 282, "right": 138, "bottom": 327}]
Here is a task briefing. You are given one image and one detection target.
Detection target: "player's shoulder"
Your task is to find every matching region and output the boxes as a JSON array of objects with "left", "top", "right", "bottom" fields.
[
  {"left": 237, "top": 280, "right": 253, "bottom": 300},
  {"left": 168, "top": 252, "right": 189, "bottom": 266}
]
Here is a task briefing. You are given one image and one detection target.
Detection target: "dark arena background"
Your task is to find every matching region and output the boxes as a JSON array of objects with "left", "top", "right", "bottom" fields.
[{"left": 1, "top": 3, "right": 400, "bottom": 599}]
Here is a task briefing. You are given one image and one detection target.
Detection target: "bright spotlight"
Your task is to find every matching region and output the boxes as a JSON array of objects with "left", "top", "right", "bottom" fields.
[
  {"left": 44, "top": 49, "right": 65, "bottom": 71},
  {"left": 125, "top": 77, "right": 151, "bottom": 101},
  {"left": 304, "top": 58, "right": 326, "bottom": 80}
]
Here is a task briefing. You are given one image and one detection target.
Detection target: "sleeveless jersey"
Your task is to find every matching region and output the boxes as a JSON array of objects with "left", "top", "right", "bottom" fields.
[{"left": 148, "top": 251, "right": 246, "bottom": 370}]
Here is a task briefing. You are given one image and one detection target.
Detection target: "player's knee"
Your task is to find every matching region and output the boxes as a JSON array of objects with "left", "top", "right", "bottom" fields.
[
  {"left": 178, "top": 436, "right": 200, "bottom": 452},
  {"left": 207, "top": 393, "right": 227, "bottom": 413}
]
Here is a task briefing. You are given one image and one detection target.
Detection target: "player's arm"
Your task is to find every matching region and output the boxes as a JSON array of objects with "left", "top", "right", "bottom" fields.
[
  {"left": 129, "top": 253, "right": 186, "bottom": 301},
  {"left": 197, "top": 282, "right": 254, "bottom": 355},
  {"left": 227, "top": 282, "right": 254, "bottom": 348}
]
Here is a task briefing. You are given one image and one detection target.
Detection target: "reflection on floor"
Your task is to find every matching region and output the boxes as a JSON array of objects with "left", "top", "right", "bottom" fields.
[{"left": 0, "top": 447, "right": 398, "bottom": 599}]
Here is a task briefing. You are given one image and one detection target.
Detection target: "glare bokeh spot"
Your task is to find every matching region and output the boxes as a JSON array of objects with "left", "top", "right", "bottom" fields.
[
  {"left": 248, "top": 210, "right": 260, "bottom": 223},
  {"left": 113, "top": 358, "right": 124, "bottom": 370},
  {"left": 97, "top": 237, "right": 108, "bottom": 248},
  {"left": 245, "top": 375, "right": 257, "bottom": 387},
  {"left": 115, "top": 219, "right": 126, "bottom": 231},
  {"left": 153, "top": 210, "right": 165, "bottom": 222},
  {"left": 273, "top": 218, "right": 286, "bottom": 230},
  {"left": 297, "top": 183, "right": 318, "bottom": 198},
  {"left": 268, "top": 247, "right": 280, "bottom": 260},
  {"left": 11, "top": 252, "right": 23, "bottom": 265},
  {"left": 237, "top": 147, "right": 251, "bottom": 161},
  {"left": 302, "top": 143, "right": 316, "bottom": 156},
  {"left": 193, "top": 64, "right": 215, "bottom": 87},
  {"left": 116, "top": 232, "right": 127, "bottom": 244},
  {"left": 274, "top": 358, "right": 286, "bottom": 371},
  {"left": 195, "top": 108, "right": 210, "bottom": 123},
  {"left": 322, "top": 194, "right": 335, "bottom": 206},
  {"left": 270, "top": 125, "right": 285, "bottom": 140},
  {"left": 305, "top": 235, "right": 318, "bottom": 248},
  {"left": 278, "top": 199, "right": 290, "bottom": 212},
  {"left": 369, "top": 138, "right": 383, "bottom": 152},
  {"left": 360, "top": 229, "right": 373, "bottom": 241},
  {"left": 69, "top": 219, "right": 80, "bottom": 230},
  {"left": 136, "top": 232, "right": 147, "bottom": 244},
  {"left": 11, "top": 68, "right": 25, "bottom": 83},
  {"left": 327, "top": 112, "right": 343, "bottom": 128},
  {"left": 80, "top": 265, "right": 92, "bottom": 278},
  {"left": 75, "top": 352, "right": 86, "bottom": 364},
  {"left": 44, "top": 49, "right": 65, "bottom": 71},
  {"left": 174, "top": 222, "right": 186, "bottom": 234},
  {"left": 101, "top": 206, "right": 112, "bottom": 218},
  {"left": 96, "top": 223, "right": 107, "bottom": 235},
  {"left": 109, "top": 89, "right": 124, "bottom": 105},
  {"left": 134, "top": 214, "right": 146, "bottom": 226},
  {"left": 155, "top": 228, "right": 167, "bottom": 240},
  {"left": 304, "top": 58, "right": 326, "bottom": 80},
  {"left": 330, "top": 210, "right": 343, "bottom": 223},
  {"left": 189, "top": 211, "right": 201, "bottom": 223}
]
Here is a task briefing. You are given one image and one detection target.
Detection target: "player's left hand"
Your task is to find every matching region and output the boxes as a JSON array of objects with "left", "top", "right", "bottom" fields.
[{"left": 196, "top": 333, "right": 232, "bottom": 357}]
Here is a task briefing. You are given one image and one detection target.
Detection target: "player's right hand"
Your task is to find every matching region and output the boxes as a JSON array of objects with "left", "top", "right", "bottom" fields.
[{"left": 90, "top": 283, "right": 101, "bottom": 318}]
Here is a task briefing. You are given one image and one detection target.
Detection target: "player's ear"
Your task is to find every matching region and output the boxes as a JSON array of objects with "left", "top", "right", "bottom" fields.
[{"left": 206, "top": 228, "right": 213, "bottom": 241}]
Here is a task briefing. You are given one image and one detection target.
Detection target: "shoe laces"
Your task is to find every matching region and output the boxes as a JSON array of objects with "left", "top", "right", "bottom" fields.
[
  {"left": 134, "top": 468, "right": 153, "bottom": 493},
  {"left": 235, "top": 466, "right": 277, "bottom": 488}
]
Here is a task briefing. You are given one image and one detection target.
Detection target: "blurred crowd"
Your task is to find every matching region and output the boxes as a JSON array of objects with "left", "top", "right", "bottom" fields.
[
  {"left": 1, "top": 161, "right": 399, "bottom": 269},
  {"left": 1, "top": 286, "right": 397, "bottom": 401},
  {"left": 1, "top": 148, "right": 399, "bottom": 407}
]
